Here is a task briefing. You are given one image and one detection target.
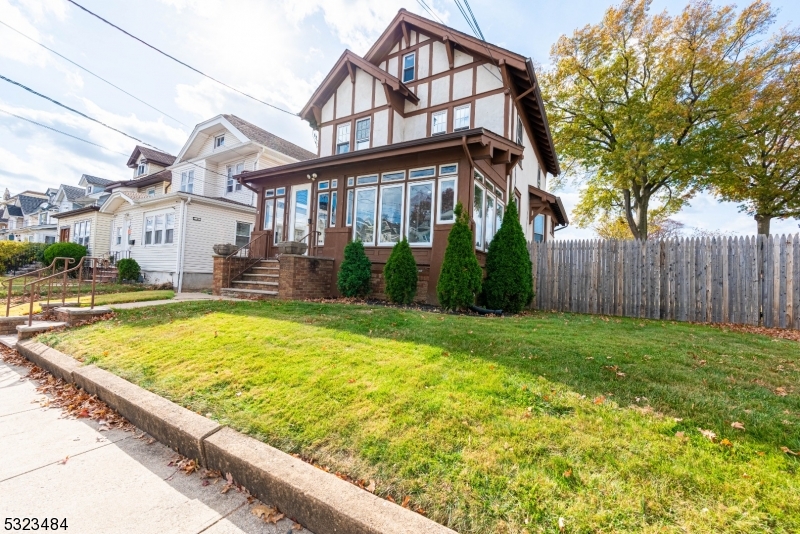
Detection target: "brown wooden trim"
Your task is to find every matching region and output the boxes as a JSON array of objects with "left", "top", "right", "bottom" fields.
[
  {"left": 403, "top": 86, "right": 505, "bottom": 119},
  {"left": 346, "top": 60, "right": 356, "bottom": 84},
  {"left": 515, "top": 86, "right": 535, "bottom": 101},
  {"left": 388, "top": 108, "right": 394, "bottom": 144},
  {"left": 503, "top": 93, "right": 509, "bottom": 139},
  {"left": 401, "top": 21, "right": 409, "bottom": 49}
]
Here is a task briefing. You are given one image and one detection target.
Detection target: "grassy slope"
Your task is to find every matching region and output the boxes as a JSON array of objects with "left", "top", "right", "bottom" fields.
[
  {"left": 40, "top": 301, "right": 800, "bottom": 533},
  {"left": 7, "top": 290, "right": 174, "bottom": 315}
]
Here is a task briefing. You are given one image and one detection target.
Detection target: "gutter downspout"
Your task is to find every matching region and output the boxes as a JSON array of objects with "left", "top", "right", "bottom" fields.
[{"left": 176, "top": 197, "right": 190, "bottom": 293}]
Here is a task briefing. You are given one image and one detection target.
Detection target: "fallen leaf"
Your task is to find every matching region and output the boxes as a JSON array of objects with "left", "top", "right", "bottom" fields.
[
  {"left": 401, "top": 496, "right": 411, "bottom": 508},
  {"left": 720, "top": 438, "right": 733, "bottom": 447},
  {"left": 593, "top": 396, "right": 605, "bottom": 405},
  {"left": 251, "top": 504, "right": 276, "bottom": 520},
  {"left": 558, "top": 517, "right": 566, "bottom": 532},
  {"left": 698, "top": 428, "right": 717, "bottom": 442},
  {"left": 292, "top": 523, "right": 303, "bottom": 530},
  {"left": 781, "top": 446, "right": 799, "bottom": 456},
  {"left": 366, "top": 480, "right": 376, "bottom": 493},
  {"left": 775, "top": 387, "right": 788, "bottom": 396},
  {"left": 731, "top": 422, "right": 745, "bottom": 431},
  {"left": 563, "top": 468, "right": 572, "bottom": 478}
]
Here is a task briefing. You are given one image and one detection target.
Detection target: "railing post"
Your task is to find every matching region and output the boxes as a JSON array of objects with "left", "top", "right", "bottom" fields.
[
  {"left": 28, "top": 282, "right": 35, "bottom": 327},
  {"left": 77, "top": 259, "right": 84, "bottom": 307},
  {"left": 91, "top": 258, "right": 97, "bottom": 310},
  {"left": 61, "top": 264, "right": 67, "bottom": 305},
  {"left": 5, "top": 279, "right": 12, "bottom": 318}
]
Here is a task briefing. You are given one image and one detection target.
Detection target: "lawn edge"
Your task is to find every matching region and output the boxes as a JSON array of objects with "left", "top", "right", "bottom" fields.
[{"left": 15, "top": 339, "right": 457, "bottom": 534}]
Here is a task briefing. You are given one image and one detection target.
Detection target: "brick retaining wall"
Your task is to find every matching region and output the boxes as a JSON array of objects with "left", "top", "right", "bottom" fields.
[{"left": 278, "top": 255, "right": 334, "bottom": 300}]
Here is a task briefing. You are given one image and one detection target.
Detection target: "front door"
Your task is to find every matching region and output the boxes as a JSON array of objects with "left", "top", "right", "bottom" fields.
[
  {"left": 290, "top": 183, "right": 311, "bottom": 251},
  {"left": 59, "top": 227, "right": 70, "bottom": 242}
]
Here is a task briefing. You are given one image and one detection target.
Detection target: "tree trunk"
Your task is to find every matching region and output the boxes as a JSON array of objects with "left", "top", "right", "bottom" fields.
[
  {"left": 622, "top": 189, "right": 649, "bottom": 240},
  {"left": 755, "top": 214, "right": 771, "bottom": 235}
]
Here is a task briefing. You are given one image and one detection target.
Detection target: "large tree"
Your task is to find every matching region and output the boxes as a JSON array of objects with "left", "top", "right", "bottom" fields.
[
  {"left": 713, "top": 40, "right": 800, "bottom": 234},
  {"left": 542, "top": 0, "right": 777, "bottom": 239}
]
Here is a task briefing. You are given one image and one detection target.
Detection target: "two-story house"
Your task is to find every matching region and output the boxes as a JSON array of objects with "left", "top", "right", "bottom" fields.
[
  {"left": 51, "top": 175, "right": 115, "bottom": 255},
  {"left": 100, "top": 115, "right": 315, "bottom": 289},
  {"left": 1, "top": 191, "right": 52, "bottom": 243},
  {"left": 237, "top": 9, "right": 567, "bottom": 304}
]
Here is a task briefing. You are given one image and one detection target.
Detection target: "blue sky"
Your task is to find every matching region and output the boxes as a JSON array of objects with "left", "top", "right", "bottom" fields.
[{"left": 1, "top": 0, "right": 799, "bottom": 238}]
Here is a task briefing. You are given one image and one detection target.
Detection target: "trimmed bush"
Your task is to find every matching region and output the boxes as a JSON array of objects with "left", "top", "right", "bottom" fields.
[
  {"left": 27, "top": 243, "right": 48, "bottom": 263},
  {"left": 43, "top": 242, "right": 87, "bottom": 269},
  {"left": 337, "top": 240, "right": 372, "bottom": 297},
  {"left": 483, "top": 199, "right": 533, "bottom": 313},
  {"left": 117, "top": 258, "right": 141, "bottom": 282},
  {"left": 437, "top": 202, "right": 482, "bottom": 310},
  {"left": 383, "top": 238, "right": 418, "bottom": 304}
]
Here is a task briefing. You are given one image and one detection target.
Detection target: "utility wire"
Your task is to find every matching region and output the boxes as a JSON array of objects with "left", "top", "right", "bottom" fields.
[
  {"left": 0, "top": 73, "right": 168, "bottom": 152},
  {"left": 65, "top": 0, "right": 299, "bottom": 118},
  {"left": 461, "top": 0, "right": 485, "bottom": 40},
  {"left": 453, "top": 0, "right": 480, "bottom": 38},
  {"left": 0, "top": 107, "right": 129, "bottom": 156},
  {"left": 0, "top": 20, "right": 186, "bottom": 127}
]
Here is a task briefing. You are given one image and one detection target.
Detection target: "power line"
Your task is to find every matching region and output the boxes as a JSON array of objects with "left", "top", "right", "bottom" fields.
[
  {"left": 0, "top": 73, "right": 168, "bottom": 152},
  {"left": 460, "top": 0, "right": 485, "bottom": 40},
  {"left": 0, "top": 107, "right": 129, "bottom": 156},
  {"left": 66, "top": 0, "right": 299, "bottom": 118},
  {"left": 0, "top": 19, "right": 186, "bottom": 127},
  {"left": 453, "top": 0, "right": 480, "bottom": 38}
]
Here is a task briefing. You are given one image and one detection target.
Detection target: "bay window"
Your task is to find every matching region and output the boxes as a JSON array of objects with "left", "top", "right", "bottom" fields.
[
  {"left": 407, "top": 181, "right": 433, "bottom": 245},
  {"left": 354, "top": 188, "right": 377, "bottom": 244},
  {"left": 378, "top": 184, "right": 403, "bottom": 246},
  {"left": 437, "top": 175, "right": 457, "bottom": 225}
]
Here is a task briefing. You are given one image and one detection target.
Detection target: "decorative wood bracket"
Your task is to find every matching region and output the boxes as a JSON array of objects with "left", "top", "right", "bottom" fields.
[
  {"left": 401, "top": 21, "right": 410, "bottom": 49},
  {"left": 443, "top": 36, "right": 454, "bottom": 69},
  {"left": 346, "top": 60, "right": 356, "bottom": 84}
]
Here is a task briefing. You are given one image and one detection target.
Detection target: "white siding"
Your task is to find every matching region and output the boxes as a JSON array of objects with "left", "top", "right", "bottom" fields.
[
  {"left": 430, "top": 76, "right": 450, "bottom": 106},
  {"left": 335, "top": 78, "right": 353, "bottom": 118},
  {"left": 453, "top": 69, "right": 473, "bottom": 100},
  {"left": 354, "top": 69, "right": 374, "bottom": 114},
  {"left": 182, "top": 202, "right": 255, "bottom": 275},
  {"left": 89, "top": 212, "right": 113, "bottom": 256},
  {"left": 372, "top": 109, "right": 389, "bottom": 148},
  {"left": 320, "top": 125, "right": 333, "bottom": 157},
  {"left": 474, "top": 93, "right": 505, "bottom": 135},
  {"left": 476, "top": 64, "right": 503, "bottom": 94},
  {"left": 195, "top": 127, "right": 244, "bottom": 159}
]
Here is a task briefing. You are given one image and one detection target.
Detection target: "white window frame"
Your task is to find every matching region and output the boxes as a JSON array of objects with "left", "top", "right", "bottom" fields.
[
  {"left": 405, "top": 180, "right": 434, "bottom": 247},
  {"left": 227, "top": 163, "right": 244, "bottom": 193},
  {"left": 115, "top": 226, "right": 122, "bottom": 246},
  {"left": 473, "top": 180, "right": 485, "bottom": 250},
  {"left": 165, "top": 213, "right": 175, "bottom": 244},
  {"left": 234, "top": 221, "right": 252, "bottom": 247},
  {"left": 436, "top": 176, "right": 458, "bottom": 225},
  {"left": 402, "top": 52, "right": 415, "bottom": 83},
  {"left": 408, "top": 166, "right": 435, "bottom": 180},
  {"left": 137, "top": 162, "right": 146, "bottom": 176},
  {"left": 345, "top": 189, "right": 354, "bottom": 227},
  {"left": 355, "top": 117, "right": 371, "bottom": 150},
  {"left": 147, "top": 188, "right": 156, "bottom": 197},
  {"left": 144, "top": 216, "right": 153, "bottom": 245},
  {"left": 381, "top": 170, "right": 405, "bottom": 183},
  {"left": 154, "top": 214, "right": 164, "bottom": 245},
  {"left": 377, "top": 183, "right": 405, "bottom": 247},
  {"left": 454, "top": 104, "right": 471, "bottom": 131},
  {"left": 180, "top": 170, "right": 194, "bottom": 193},
  {"left": 214, "top": 134, "right": 225, "bottom": 148},
  {"left": 353, "top": 186, "right": 378, "bottom": 245},
  {"left": 432, "top": 110, "right": 447, "bottom": 135},
  {"left": 336, "top": 123, "right": 351, "bottom": 154},
  {"left": 356, "top": 174, "right": 378, "bottom": 186}
]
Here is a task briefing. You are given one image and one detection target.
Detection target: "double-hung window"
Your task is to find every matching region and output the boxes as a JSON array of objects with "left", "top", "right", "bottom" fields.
[
  {"left": 454, "top": 104, "right": 471, "bottom": 130},
  {"left": 115, "top": 226, "right": 122, "bottom": 246},
  {"left": 402, "top": 53, "right": 415, "bottom": 83},
  {"left": 432, "top": 110, "right": 447, "bottom": 135},
  {"left": 214, "top": 135, "right": 225, "bottom": 148},
  {"left": 165, "top": 214, "right": 175, "bottom": 244},
  {"left": 137, "top": 162, "right": 146, "bottom": 176},
  {"left": 336, "top": 123, "right": 351, "bottom": 154},
  {"left": 227, "top": 163, "right": 244, "bottom": 193},
  {"left": 355, "top": 118, "right": 370, "bottom": 150},
  {"left": 144, "top": 217, "right": 153, "bottom": 245},
  {"left": 180, "top": 170, "right": 194, "bottom": 193},
  {"left": 154, "top": 215, "right": 164, "bottom": 244},
  {"left": 235, "top": 222, "right": 252, "bottom": 248}
]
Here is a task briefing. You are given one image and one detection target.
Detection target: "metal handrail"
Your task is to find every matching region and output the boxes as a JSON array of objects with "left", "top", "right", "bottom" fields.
[
  {"left": 3, "top": 257, "right": 75, "bottom": 317},
  {"left": 295, "top": 231, "right": 322, "bottom": 256},
  {"left": 21, "top": 256, "right": 108, "bottom": 326},
  {"left": 225, "top": 233, "right": 270, "bottom": 286}
]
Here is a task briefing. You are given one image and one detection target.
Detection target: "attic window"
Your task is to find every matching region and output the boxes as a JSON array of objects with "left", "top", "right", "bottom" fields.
[
  {"left": 402, "top": 53, "right": 415, "bottom": 83},
  {"left": 137, "top": 163, "right": 146, "bottom": 176},
  {"left": 214, "top": 135, "right": 225, "bottom": 148}
]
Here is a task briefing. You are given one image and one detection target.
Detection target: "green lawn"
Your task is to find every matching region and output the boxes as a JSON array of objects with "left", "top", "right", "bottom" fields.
[
  {"left": 39, "top": 301, "right": 800, "bottom": 533},
  {"left": 7, "top": 290, "right": 174, "bottom": 316}
]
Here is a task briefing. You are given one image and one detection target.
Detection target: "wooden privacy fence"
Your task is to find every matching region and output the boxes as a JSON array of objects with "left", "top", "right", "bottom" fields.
[{"left": 529, "top": 235, "right": 800, "bottom": 329}]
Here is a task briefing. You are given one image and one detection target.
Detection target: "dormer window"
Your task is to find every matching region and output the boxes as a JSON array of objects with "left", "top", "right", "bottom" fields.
[
  {"left": 214, "top": 135, "right": 225, "bottom": 148},
  {"left": 402, "top": 53, "right": 415, "bottom": 83},
  {"left": 137, "top": 162, "right": 146, "bottom": 176},
  {"left": 86, "top": 186, "right": 92, "bottom": 194}
]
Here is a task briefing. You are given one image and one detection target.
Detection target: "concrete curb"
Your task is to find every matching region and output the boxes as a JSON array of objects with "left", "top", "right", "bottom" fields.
[{"left": 14, "top": 340, "right": 457, "bottom": 534}]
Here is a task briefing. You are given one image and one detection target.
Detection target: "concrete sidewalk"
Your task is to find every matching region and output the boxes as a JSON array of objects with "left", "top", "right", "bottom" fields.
[
  {"left": 0, "top": 359, "right": 311, "bottom": 534},
  {"left": 108, "top": 292, "right": 242, "bottom": 310}
]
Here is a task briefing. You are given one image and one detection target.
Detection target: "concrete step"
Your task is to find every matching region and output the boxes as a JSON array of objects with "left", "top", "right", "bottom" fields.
[
  {"left": 221, "top": 288, "right": 278, "bottom": 299},
  {"left": 256, "top": 259, "right": 278, "bottom": 265},
  {"left": 231, "top": 280, "right": 279, "bottom": 291},
  {"left": 251, "top": 266, "right": 279, "bottom": 271},
  {"left": 242, "top": 273, "right": 278, "bottom": 279}
]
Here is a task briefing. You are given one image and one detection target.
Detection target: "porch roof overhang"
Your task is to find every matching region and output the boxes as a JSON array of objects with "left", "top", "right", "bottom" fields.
[
  {"left": 528, "top": 185, "right": 568, "bottom": 228},
  {"left": 51, "top": 205, "right": 100, "bottom": 219},
  {"left": 238, "top": 128, "right": 523, "bottom": 186},
  {"left": 299, "top": 50, "right": 419, "bottom": 128}
]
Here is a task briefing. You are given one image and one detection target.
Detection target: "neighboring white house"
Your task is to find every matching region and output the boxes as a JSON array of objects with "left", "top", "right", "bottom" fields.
[
  {"left": 102, "top": 116, "right": 315, "bottom": 289},
  {"left": 1, "top": 191, "right": 54, "bottom": 243},
  {"left": 52, "top": 175, "right": 114, "bottom": 253}
]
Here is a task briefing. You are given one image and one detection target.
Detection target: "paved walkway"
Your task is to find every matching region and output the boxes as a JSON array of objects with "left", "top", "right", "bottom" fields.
[
  {"left": 0, "top": 359, "right": 311, "bottom": 534},
  {"left": 108, "top": 292, "right": 240, "bottom": 310}
]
